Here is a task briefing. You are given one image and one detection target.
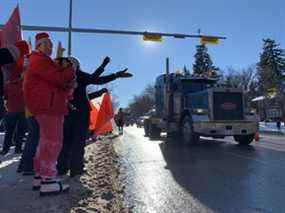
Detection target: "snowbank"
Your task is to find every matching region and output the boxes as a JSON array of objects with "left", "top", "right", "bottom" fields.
[{"left": 259, "top": 122, "right": 285, "bottom": 134}]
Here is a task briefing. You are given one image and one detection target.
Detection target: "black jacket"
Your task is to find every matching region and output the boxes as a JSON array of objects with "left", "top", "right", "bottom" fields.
[
  {"left": 0, "top": 48, "right": 15, "bottom": 66},
  {"left": 88, "top": 88, "right": 107, "bottom": 100},
  {"left": 0, "top": 48, "right": 15, "bottom": 108},
  {"left": 70, "top": 67, "right": 117, "bottom": 116},
  {"left": 0, "top": 48, "right": 15, "bottom": 118}
]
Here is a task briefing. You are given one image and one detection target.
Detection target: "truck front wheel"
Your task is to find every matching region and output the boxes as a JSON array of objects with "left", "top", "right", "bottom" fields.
[
  {"left": 149, "top": 124, "right": 161, "bottom": 138},
  {"left": 182, "top": 116, "right": 199, "bottom": 144},
  {"left": 234, "top": 134, "right": 254, "bottom": 146}
]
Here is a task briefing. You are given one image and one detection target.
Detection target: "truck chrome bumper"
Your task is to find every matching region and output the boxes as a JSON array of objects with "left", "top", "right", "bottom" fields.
[{"left": 193, "top": 121, "right": 258, "bottom": 136}]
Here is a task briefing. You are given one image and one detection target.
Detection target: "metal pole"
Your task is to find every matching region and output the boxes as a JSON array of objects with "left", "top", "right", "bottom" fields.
[
  {"left": 166, "top": 57, "right": 169, "bottom": 75},
  {"left": 166, "top": 57, "right": 170, "bottom": 91},
  {"left": 165, "top": 57, "right": 170, "bottom": 118},
  {"left": 68, "top": 0, "right": 73, "bottom": 56}
]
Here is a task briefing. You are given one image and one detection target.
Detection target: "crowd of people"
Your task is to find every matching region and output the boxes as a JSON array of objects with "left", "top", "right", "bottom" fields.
[{"left": 0, "top": 32, "right": 132, "bottom": 196}]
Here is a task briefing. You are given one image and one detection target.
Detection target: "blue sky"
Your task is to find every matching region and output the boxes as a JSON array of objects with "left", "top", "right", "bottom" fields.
[{"left": 1, "top": 0, "right": 284, "bottom": 106}]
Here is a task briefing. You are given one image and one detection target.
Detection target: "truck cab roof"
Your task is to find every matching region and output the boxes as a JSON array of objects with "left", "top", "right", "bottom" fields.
[
  {"left": 180, "top": 76, "right": 219, "bottom": 83},
  {"left": 155, "top": 73, "right": 220, "bottom": 94}
]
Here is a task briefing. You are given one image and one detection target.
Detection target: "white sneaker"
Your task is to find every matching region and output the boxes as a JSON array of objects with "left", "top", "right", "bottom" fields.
[
  {"left": 39, "top": 179, "right": 70, "bottom": 196},
  {"left": 32, "top": 176, "right": 41, "bottom": 191}
]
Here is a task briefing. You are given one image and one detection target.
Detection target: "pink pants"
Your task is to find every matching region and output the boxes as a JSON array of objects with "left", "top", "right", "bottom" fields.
[{"left": 34, "top": 114, "right": 64, "bottom": 179}]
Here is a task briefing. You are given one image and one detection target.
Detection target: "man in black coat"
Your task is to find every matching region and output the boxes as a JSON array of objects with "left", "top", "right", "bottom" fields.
[{"left": 57, "top": 57, "right": 132, "bottom": 176}]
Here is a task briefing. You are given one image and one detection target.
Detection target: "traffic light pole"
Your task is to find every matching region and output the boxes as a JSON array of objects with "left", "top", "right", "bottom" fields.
[
  {"left": 165, "top": 57, "right": 170, "bottom": 118},
  {"left": 0, "top": 24, "right": 226, "bottom": 40},
  {"left": 0, "top": 0, "right": 226, "bottom": 55}
]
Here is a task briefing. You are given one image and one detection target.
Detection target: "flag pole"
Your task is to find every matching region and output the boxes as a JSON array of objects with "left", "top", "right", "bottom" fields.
[{"left": 68, "top": 0, "right": 73, "bottom": 56}]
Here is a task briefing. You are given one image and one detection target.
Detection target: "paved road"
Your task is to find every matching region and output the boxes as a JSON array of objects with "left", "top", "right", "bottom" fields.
[{"left": 114, "top": 126, "right": 285, "bottom": 213}]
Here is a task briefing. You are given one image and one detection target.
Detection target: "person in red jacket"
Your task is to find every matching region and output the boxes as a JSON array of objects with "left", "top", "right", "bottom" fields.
[
  {"left": 1, "top": 63, "right": 26, "bottom": 154},
  {"left": 0, "top": 41, "right": 29, "bottom": 166},
  {"left": 0, "top": 41, "right": 29, "bottom": 155},
  {"left": 0, "top": 41, "right": 29, "bottom": 123},
  {"left": 24, "top": 33, "right": 76, "bottom": 196}
]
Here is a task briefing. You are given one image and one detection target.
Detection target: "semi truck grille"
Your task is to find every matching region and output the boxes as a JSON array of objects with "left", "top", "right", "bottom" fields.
[{"left": 213, "top": 92, "right": 243, "bottom": 120}]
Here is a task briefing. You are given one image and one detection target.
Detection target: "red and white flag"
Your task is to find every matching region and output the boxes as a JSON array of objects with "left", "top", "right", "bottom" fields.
[{"left": 2, "top": 5, "right": 22, "bottom": 46}]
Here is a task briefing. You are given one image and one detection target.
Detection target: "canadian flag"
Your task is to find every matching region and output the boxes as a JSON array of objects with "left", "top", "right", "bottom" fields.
[{"left": 2, "top": 5, "right": 22, "bottom": 47}]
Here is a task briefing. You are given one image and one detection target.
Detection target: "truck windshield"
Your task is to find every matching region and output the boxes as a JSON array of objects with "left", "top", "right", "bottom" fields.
[{"left": 181, "top": 79, "right": 216, "bottom": 93}]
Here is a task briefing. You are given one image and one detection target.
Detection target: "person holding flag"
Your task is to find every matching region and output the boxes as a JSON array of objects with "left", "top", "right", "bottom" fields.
[
  {"left": 57, "top": 56, "right": 133, "bottom": 177},
  {"left": 0, "top": 5, "right": 29, "bottom": 160}
]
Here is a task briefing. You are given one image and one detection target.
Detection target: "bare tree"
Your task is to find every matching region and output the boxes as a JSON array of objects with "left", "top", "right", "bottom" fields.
[
  {"left": 128, "top": 84, "right": 155, "bottom": 118},
  {"left": 222, "top": 65, "right": 259, "bottom": 107}
]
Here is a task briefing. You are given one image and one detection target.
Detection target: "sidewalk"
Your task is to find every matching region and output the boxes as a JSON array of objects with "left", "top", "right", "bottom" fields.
[{"left": 0, "top": 133, "right": 127, "bottom": 213}]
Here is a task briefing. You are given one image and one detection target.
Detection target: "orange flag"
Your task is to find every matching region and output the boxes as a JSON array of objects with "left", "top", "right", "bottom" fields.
[
  {"left": 96, "top": 120, "right": 113, "bottom": 135},
  {"left": 94, "top": 93, "right": 114, "bottom": 135},
  {"left": 89, "top": 102, "right": 99, "bottom": 131}
]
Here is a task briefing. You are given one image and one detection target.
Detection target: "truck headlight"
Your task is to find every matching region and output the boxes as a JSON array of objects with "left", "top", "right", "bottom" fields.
[{"left": 193, "top": 108, "right": 208, "bottom": 115}]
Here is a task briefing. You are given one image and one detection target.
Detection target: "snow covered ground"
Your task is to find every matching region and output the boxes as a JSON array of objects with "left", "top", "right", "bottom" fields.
[{"left": 259, "top": 122, "right": 285, "bottom": 134}]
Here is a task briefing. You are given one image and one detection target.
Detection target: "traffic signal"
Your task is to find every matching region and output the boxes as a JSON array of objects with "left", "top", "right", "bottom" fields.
[
  {"left": 143, "top": 34, "right": 163, "bottom": 42},
  {"left": 200, "top": 36, "right": 219, "bottom": 45}
]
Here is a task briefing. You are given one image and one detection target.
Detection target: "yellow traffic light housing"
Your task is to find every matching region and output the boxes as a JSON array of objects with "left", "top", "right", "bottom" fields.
[
  {"left": 200, "top": 36, "right": 219, "bottom": 45},
  {"left": 143, "top": 34, "right": 163, "bottom": 42}
]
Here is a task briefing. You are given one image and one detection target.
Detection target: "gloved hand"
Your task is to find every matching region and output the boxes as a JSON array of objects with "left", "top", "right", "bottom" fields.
[
  {"left": 101, "top": 57, "right": 110, "bottom": 68},
  {"left": 116, "top": 68, "right": 133, "bottom": 78}
]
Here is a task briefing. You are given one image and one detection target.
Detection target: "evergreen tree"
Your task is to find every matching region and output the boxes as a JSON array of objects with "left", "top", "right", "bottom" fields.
[
  {"left": 183, "top": 65, "right": 191, "bottom": 76},
  {"left": 257, "top": 39, "right": 285, "bottom": 93},
  {"left": 193, "top": 44, "right": 219, "bottom": 76}
]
